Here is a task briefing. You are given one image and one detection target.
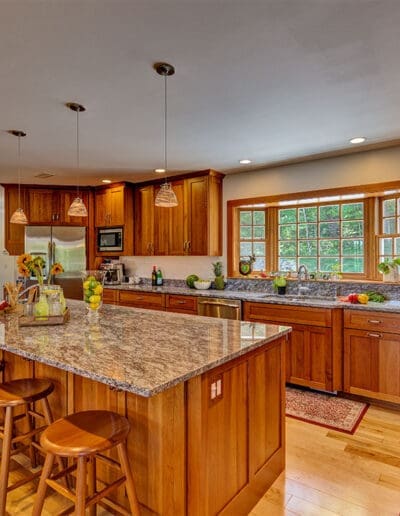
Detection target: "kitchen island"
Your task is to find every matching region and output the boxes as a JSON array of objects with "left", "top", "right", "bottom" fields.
[{"left": 0, "top": 300, "right": 290, "bottom": 515}]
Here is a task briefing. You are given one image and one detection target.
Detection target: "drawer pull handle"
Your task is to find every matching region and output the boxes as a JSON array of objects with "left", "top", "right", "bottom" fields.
[
  {"left": 367, "top": 332, "right": 382, "bottom": 338},
  {"left": 368, "top": 319, "right": 381, "bottom": 324},
  {"left": 177, "top": 300, "right": 186, "bottom": 304}
]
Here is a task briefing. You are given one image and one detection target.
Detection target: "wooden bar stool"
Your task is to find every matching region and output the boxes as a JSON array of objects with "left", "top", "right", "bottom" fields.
[
  {"left": 32, "top": 409, "right": 140, "bottom": 516},
  {"left": 0, "top": 377, "right": 60, "bottom": 516}
]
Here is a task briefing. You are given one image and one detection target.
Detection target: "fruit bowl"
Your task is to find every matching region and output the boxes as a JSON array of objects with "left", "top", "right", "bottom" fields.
[{"left": 194, "top": 280, "right": 211, "bottom": 290}]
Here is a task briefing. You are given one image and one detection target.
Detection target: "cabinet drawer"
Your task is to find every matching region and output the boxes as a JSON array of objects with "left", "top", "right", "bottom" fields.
[
  {"left": 344, "top": 310, "right": 400, "bottom": 333},
  {"left": 244, "top": 302, "right": 332, "bottom": 327},
  {"left": 119, "top": 290, "right": 165, "bottom": 310},
  {"left": 103, "top": 288, "right": 119, "bottom": 305},
  {"left": 166, "top": 295, "right": 198, "bottom": 314}
]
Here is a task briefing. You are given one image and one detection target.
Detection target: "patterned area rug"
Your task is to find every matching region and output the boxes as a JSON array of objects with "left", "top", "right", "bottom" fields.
[{"left": 286, "top": 386, "right": 369, "bottom": 434}]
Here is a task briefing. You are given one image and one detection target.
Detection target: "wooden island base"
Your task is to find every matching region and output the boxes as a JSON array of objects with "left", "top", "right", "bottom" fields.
[{"left": 1, "top": 335, "right": 286, "bottom": 515}]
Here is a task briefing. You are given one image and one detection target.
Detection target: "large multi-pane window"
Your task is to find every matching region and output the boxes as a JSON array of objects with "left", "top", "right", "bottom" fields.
[
  {"left": 278, "top": 202, "right": 365, "bottom": 273},
  {"left": 239, "top": 210, "right": 266, "bottom": 271},
  {"left": 378, "top": 195, "right": 400, "bottom": 263}
]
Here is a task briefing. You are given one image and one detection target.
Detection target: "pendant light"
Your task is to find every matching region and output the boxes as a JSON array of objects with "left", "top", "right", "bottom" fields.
[
  {"left": 154, "top": 62, "right": 178, "bottom": 208},
  {"left": 66, "top": 102, "right": 88, "bottom": 217},
  {"left": 9, "top": 130, "right": 28, "bottom": 224}
]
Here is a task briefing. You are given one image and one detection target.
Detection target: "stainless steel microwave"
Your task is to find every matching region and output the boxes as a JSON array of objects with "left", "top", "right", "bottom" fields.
[{"left": 97, "top": 227, "right": 123, "bottom": 252}]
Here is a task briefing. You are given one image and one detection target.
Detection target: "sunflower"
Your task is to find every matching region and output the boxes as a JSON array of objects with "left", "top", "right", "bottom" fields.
[
  {"left": 50, "top": 263, "right": 64, "bottom": 276},
  {"left": 18, "top": 264, "right": 30, "bottom": 277},
  {"left": 17, "top": 253, "right": 32, "bottom": 266}
]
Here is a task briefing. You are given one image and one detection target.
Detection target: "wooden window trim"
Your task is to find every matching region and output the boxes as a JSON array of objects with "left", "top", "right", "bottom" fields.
[{"left": 227, "top": 181, "right": 400, "bottom": 280}]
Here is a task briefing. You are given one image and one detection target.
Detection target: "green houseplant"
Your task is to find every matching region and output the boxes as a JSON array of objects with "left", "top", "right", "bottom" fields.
[
  {"left": 212, "top": 261, "right": 225, "bottom": 290},
  {"left": 273, "top": 275, "right": 287, "bottom": 295},
  {"left": 378, "top": 257, "right": 400, "bottom": 282}
]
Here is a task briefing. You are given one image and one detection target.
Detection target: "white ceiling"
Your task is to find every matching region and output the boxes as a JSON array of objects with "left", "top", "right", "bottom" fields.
[{"left": 1, "top": 0, "right": 400, "bottom": 186}]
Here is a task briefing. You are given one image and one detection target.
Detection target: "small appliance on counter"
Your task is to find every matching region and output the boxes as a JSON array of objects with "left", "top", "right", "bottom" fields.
[{"left": 99, "top": 261, "right": 124, "bottom": 285}]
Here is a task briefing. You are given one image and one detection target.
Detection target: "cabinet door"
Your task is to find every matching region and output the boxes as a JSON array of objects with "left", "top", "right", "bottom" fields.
[
  {"left": 109, "top": 185, "right": 125, "bottom": 226},
  {"left": 154, "top": 190, "right": 169, "bottom": 256},
  {"left": 4, "top": 185, "right": 27, "bottom": 254},
  {"left": 34, "top": 362, "right": 68, "bottom": 422},
  {"left": 344, "top": 329, "right": 400, "bottom": 402},
  {"left": 134, "top": 185, "right": 155, "bottom": 255},
  {"left": 168, "top": 181, "right": 185, "bottom": 255},
  {"left": 184, "top": 176, "right": 208, "bottom": 255},
  {"left": 103, "top": 288, "right": 119, "bottom": 305},
  {"left": 59, "top": 189, "right": 89, "bottom": 226},
  {"left": 95, "top": 188, "right": 109, "bottom": 226},
  {"left": 28, "top": 189, "right": 57, "bottom": 224}
]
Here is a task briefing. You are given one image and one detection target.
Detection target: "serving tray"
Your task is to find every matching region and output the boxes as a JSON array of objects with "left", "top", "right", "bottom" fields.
[{"left": 18, "top": 307, "right": 70, "bottom": 327}]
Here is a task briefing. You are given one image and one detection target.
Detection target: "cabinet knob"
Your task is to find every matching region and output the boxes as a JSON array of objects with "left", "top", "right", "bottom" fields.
[
  {"left": 368, "top": 319, "right": 382, "bottom": 324},
  {"left": 367, "top": 332, "right": 382, "bottom": 338}
]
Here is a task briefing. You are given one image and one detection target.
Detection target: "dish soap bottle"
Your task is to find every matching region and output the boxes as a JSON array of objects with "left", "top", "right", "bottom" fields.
[
  {"left": 34, "top": 293, "right": 49, "bottom": 320},
  {"left": 151, "top": 265, "right": 157, "bottom": 286},
  {"left": 156, "top": 268, "right": 163, "bottom": 286}
]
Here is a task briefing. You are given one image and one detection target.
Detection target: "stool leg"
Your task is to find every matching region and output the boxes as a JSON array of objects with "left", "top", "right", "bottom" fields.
[
  {"left": 0, "top": 406, "right": 13, "bottom": 516},
  {"left": 87, "top": 456, "right": 96, "bottom": 516},
  {"left": 32, "top": 453, "right": 55, "bottom": 516},
  {"left": 117, "top": 442, "right": 140, "bottom": 516},
  {"left": 41, "top": 396, "right": 68, "bottom": 488},
  {"left": 26, "top": 402, "right": 37, "bottom": 468},
  {"left": 75, "top": 456, "right": 87, "bottom": 516}
]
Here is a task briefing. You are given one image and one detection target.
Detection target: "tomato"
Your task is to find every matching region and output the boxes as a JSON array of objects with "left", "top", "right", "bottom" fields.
[{"left": 347, "top": 293, "right": 359, "bottom": 304}]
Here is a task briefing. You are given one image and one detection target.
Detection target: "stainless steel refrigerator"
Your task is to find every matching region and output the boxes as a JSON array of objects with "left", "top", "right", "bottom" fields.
[{"left": 25, "top": 226, "right": 87, "bottom": 299}]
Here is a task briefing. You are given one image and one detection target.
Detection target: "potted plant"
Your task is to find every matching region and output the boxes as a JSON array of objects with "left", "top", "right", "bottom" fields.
[
  {"left": 378, "top": 257, "right": 400, "bottom": 282},
  {"left": 273, "top": 275, "right": 287, "bottom": 295},
  {"left": 212, "top": 261, "right": 225, "bottom": 290}
]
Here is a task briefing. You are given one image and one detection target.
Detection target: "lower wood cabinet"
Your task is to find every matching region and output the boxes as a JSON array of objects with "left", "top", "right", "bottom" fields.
[
  {"left": 344, "top": 310, "right": 400, "bottom": 403},
  {"left": 244, "top": 302, "right": 343, "bottom": 392},
  {"left": 166, "top": 294, "right": 198, "bottom": 314},
  {"left": 118, "top": 290, "right": 165, "bottom": 311},
  {"left": 102, "top": 288, "right": 119, "bottom": 305}
]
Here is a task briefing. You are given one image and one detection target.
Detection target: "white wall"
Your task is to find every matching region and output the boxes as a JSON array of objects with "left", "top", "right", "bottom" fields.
[{"left": 124, "top": 146, "right": 400, "bottom": 279}]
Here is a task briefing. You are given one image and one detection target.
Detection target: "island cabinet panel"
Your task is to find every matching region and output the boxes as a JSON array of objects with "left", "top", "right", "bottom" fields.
[
  {"left": 119, "top": 290, "right": 165, "bottom": 311},
  {"left": 126, "top": 384, "right": 186, "bottom": 515},
  {"left": 34, "top": 362, "right": 68, "bottom": 422},
  {"left": 166, "top": 294, "right": 198, "bottom": 314},
  {"left": 243, "top": 302, "right": 342, "bottom": 392},
  {"left": 187, "top": 337, "right": 286, "bottom": 516},
  {"left": 344, "top": 318, "right": 400, "bottom": 404}
]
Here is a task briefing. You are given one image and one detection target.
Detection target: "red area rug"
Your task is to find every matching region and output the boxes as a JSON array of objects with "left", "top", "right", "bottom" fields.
[{"left": 286, "top": 386, "right": 369, "bottom": 434}]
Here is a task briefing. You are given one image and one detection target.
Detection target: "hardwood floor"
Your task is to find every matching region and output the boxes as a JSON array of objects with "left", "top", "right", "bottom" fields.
[
  {"left": 3, "top": 404, "right": 400, "bottom": 515},
  {"left": 251, "top": 404, "right": 400, "bottom": 516}
]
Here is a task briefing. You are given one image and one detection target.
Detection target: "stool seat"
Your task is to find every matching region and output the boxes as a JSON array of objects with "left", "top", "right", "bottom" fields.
[
  {"left": 0, "top": 378, "right": 54, "bottom": 407},
  {"left": 41, "top": 410, "right": 130, "bottom": 457}
]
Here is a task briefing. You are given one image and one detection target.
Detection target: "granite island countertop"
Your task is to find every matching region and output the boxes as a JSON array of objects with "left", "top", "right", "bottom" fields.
[
  {"left": 0, "top": 300, "right": 291, "bottom": 397},
  {"left": 107, "top": 283, "right": 400, "bottom": 312}
]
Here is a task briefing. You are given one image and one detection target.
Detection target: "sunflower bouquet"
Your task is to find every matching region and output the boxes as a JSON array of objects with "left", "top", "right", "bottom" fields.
[{"left": 17, "top": 254, "right": 64, "bottom": 285}]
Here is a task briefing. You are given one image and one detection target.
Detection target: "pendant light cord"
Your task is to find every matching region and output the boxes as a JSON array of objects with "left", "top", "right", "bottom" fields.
[
  {"left": 17, "top": 134, "right": 21, "bottom": 207},
  {"left": 164, "top": 73, "right": 168, "bottom": 184},
  {"left": 76, "top": 108, "right": 80, "bottom": 197}
]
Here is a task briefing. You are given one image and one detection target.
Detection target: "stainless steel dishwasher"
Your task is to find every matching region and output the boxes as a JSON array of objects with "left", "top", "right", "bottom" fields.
[{"left": 197, "top": 297, "right": 241, "bottom": 320}]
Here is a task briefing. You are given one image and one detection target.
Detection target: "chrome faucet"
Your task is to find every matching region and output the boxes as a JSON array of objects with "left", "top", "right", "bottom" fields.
[{"left": 297, "top": 264, "right": 309, "bottom": 281}]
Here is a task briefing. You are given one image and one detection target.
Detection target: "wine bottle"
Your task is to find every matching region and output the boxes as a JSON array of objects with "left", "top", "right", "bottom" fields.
[
  {"left": 151, "top": 265, "right": 157, "bottom": 286},
  {"left": 156, "top": 268, "right": 163, "bottom": 286}
]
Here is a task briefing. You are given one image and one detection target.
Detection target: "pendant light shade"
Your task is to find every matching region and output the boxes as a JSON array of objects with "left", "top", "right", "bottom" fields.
[
  {"left": 66, "top": 102, "right": 88, "bottom": 217},
  {"left": 8, "top": 130, "right": 28, "bottom": 225},
  {"left": 154, "top": 62, "right": 178, "bottom": 208}
]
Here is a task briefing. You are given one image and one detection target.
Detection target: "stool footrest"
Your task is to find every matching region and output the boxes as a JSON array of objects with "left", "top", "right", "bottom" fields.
[
  {"left": 7, "top": 468, "right": 43, "bottom": 493},
  {"left": 99, "top": 497, "right": 132, "bottom": 516},
  {"left": 46, "top": 479, "right": 76, "bottom": 503}
]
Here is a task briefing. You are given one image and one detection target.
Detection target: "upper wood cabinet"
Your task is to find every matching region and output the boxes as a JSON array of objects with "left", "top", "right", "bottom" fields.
[
  {"left": 3, "top": 185, "right": 28, "bottom": 255},
  {"left": 95, "top": 184, "right": 128, "bottom": 227},
  {"left": 94, "top": 183, "right": 134, "bottom": 256},
  {"left": 28, "top": 188, "right": 89, "bottom": 226},
  {"left": 134, "top": 170, "right": 223, "bottom": 256}
]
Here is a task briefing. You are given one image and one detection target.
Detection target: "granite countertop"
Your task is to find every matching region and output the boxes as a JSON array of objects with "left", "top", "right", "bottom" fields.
[
  {"left": 107, "top": 284, "right": 400, "bottom": 313},
  {"left": 0, "top": 300, "right": 291, "bottom": 398}
]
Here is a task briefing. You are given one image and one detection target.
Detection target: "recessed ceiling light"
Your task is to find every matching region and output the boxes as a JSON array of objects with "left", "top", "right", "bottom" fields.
[
  {"left": 155, "top": 168, "right": 166, "bottom": 173},
  {"left": 102, "top": 179, "right": 112, "bottom": 184},
  {"left": 239, "top": 159, "right": 252, "bottom": 164},
  {"left": 349, "top": 137, "right": 366, "bottom": 144}
]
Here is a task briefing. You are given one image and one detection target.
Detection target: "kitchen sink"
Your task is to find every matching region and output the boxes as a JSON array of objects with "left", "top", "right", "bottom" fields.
[{"left": 257, "top": 293, "right": 337, "bottom": 302}]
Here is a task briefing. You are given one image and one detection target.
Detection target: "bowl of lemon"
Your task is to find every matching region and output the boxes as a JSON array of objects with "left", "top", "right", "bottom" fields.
[{"left": 82, "top": 271, "right": 105, "bottom": 320}]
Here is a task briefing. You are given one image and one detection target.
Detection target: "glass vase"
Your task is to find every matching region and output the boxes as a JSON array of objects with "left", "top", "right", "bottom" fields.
[{"left": 82, "top": 270, "right": 105, "bottom": 321}]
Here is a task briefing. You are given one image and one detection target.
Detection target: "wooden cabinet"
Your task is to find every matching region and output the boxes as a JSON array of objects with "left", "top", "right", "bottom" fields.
[
  {"left": 28, "top": 188, "right": 89, "bottom": 226},
  {"left": 244, "top": 302, "right": 342, "bottom": 391},
  {"left": 103, "top": 288, "right": 119, "bottom": 305},
  {"left": 95, "top": 183, "right": 134, "bottom": 256},
  {"left": 344, "top": 310, "right": 400, "bottom": 403},
  {"left": 187, "top": 336, "right": 285, "bottom": 515},
  {"left": 95, "top": 184, "right": 127, "bottom": 227},
  {"left": 119, "top": 290, "right": 165, "bottom": 311},
  {"left": 3, "top": 185, "right": 28, "bottom": 254},
  {"left": 134, "top": 170, "right": 223, "bottom": 256},
  {"left": 166, "top": 294, "right": 198, "bottom": 315}
]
